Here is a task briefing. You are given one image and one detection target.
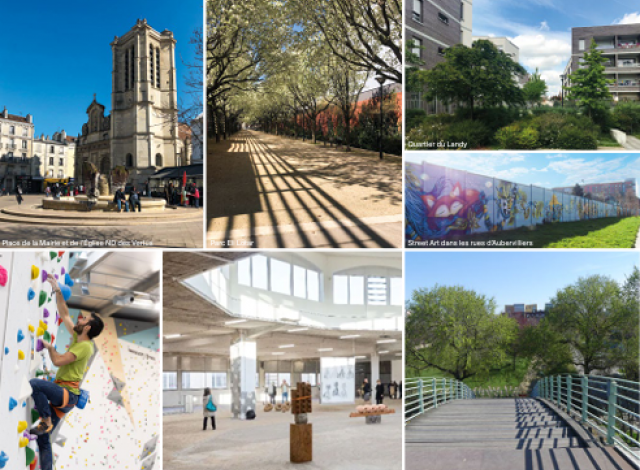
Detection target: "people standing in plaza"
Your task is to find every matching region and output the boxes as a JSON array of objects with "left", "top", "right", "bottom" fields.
[
  {"left": 113, "top": 187, "right": 129, "bottom": 212},
  {"left": 362, "top": 378, "right": 371, "bottom": 403},
  {"left": 375, "top": 379, "right": 384, "bottom": 405},
  {"left": 167, "top": 182, "right": 174, "bottom": 205},
  {"left": 129, "top": 186, "right": 142, "bottom": 212},
  {"left": 281, "top": 380, "right": 289, "bottom": 404},
  {"left": 45, "top": 186, "right": 51, "bottom": 198},
  {"left": 202, "top": 388, "right": 217, "bottom": 431},
  {"left": 181, "top": 185, "right": 187, "bottom": 207},
  {"left": 192, "top": 184, "right": 200, "bottom": 209},
  {"left": 16, "top": 184, "right": 23, "bottom": 205}
]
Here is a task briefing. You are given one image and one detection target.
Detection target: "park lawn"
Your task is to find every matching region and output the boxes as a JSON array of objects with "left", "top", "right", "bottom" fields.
[
  {"left": 459, "top": 216, "right": 640, "bottom": 248},
  {"left": 597, "top": 133, "right": 622, "bottom": 147},
  {"left": 406, "top": 358, "right": 531, "bottom": 390}
]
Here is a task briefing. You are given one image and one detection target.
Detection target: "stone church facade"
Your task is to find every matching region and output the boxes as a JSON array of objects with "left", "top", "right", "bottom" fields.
[{"left": 76, "top": 19, "right": 189, "bottom": 189}]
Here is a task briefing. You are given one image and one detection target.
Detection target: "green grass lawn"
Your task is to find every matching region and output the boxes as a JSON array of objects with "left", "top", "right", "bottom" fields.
[
  {"left": 453, "top": 216, "right": 640, "bottom": 248},
  {"left": 406, "top": 358, "right": 531, "bottom": 389},
  {"left": 598, "top": 133, "right": 622, "bottom": 147}
]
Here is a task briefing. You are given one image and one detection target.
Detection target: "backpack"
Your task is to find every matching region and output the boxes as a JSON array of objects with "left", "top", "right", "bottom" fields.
[
  {"left": 246, "top": 409, "right": 256, "bottom": 420},
  {"left": 206, "top": 395, "right": 217, "bottom": 412}
]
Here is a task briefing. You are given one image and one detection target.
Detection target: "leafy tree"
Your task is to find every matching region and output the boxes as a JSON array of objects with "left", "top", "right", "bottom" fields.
[
  {"left": 405, "top": 39, "right": 425, "bottom": 94},
  {"left": 422, "top": 40, "right": 527, "bottom": 120},
  {"left": 564, "top": 38, "right": 613, "bottom": 120},
  {"left": 522, "top": 68, "right": 547, "bottom": 108},
  {"left": 541, "top": 275, "right": 638, "bottom": 375},
  {"left": 572, "top": 184, "right": 584, "bottom": 197},
  {"left": 405, "top": 285, "right": 519, "bottom": 380},
  {"left": 327, "top": 65, "right": 370, "bottom": 151}
]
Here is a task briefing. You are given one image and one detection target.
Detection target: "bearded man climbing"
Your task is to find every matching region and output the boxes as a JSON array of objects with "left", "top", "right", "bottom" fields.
[{"left": 29, "top": 273, "right": 104, "bottom": 470}]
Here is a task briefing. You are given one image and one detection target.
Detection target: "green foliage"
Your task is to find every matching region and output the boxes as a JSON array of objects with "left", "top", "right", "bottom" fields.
[
  {"left": 556, "top": 126, "right": 598, "bottom": 149},
  {"left": 442, "top": 120, "right": 493, "bottom": 147},
  {"left": 455, "top": 107, "right": 523, "bottom": 134},
  {"left": 406, "top": 109, "right": 426, "bottom": 130},
  {"left": 495, "top": 124, "right": 539, "bottom": 149},
  {"left": 612, "top": 102, "right": 640, "bottom": 134},
  {"left": 564, "top": 38, "right": 613, "bottom": 119},
  {"left": 405, "top": 39, "right": 426, "bottom": 94},
  {"left": 522, "top": 68, "right": 548, "bottom": 107},
  {"left": 422, "top": 40, "right": 527, "bottom": 118},
  {"left": 405, "top": 285, "right": 519, "bottom": 380},
  {"left": 495, "top": 113, "right": 599, "bottom": 149}
]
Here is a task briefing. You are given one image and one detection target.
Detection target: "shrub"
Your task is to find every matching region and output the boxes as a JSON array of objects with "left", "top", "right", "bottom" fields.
[
  {"left": 495, "top": 124, "right": 522, "bottom": 149},
  {"left": 406, "top": 109, "right": 427, "bottom": 130},
  {"left": 612, "top": 102, "right": 640, "bottom": 134},
  {"left": 556, "top": 126, "right": 597, "bottom": 149},
  {"left": 532, "top": 113, "right": 566, "bottom": 148},
  {"left": 494, "top": 124, "right": 539, "bottom": 149},
  {"left": 517, "top": 127, "right": 539, "bottom": 149},
  {"left": 442, "top": 120, "right": 493, "bottom": 148},
  {"left": 455, "top": 107, "right": 522, "bottom": 133}
]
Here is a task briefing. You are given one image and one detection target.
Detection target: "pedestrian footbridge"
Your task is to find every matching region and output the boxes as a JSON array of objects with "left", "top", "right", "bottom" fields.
[{"left": 405, "top": 376, "right": 639, "bottom": 470}]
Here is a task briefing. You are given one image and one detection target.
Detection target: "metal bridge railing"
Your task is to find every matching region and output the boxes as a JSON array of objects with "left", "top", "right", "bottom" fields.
[
  {"left": 531, "top": 374, "right": 640, "bottom": 463},
  {"left": 404, "top": 377, "right": 476, "bottom": 423}
]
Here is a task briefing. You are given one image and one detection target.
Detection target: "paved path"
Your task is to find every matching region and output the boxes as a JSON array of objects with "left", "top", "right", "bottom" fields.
[
  {"left": 406, "top": 399, "right": 634, "bottom": 470},
  {"left": 207, "top": 131, "right": 402, "bottom": 248},
  {"left": 0, "top": 195, "right": 203, "bottom": 248},
  {"left": 622, "top": 135, "right": 640, "bottom": 150}
]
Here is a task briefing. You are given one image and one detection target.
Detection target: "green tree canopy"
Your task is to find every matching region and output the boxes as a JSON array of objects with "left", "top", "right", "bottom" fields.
[
  {"left": 522, "top": 68, "right": 548, "bottom": 108},
  {"left": 420, "top": 40, "right": 527, "bottom": 119},
  {"left": 405, "top": 285, "right": 519, "bottom": 380},
  {"left": 564, "top": 38, "right": 613, "bottom": 119}
]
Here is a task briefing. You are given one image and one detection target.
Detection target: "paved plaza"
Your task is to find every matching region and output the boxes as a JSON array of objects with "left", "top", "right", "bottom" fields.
[{"left": 207, "top": 131, "right": 403, "bottom": 248}]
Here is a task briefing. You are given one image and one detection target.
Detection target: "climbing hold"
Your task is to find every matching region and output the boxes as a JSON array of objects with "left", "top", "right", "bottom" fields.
[
  {"left": 36, "top": 340, "right": 44, "bottom": 352},
  {"left": 49, "top": 252, "right": 56, "bottom": 260},
  {"left": 43, "top": 331, "right": 51, "bottom": 343},
  {"left": 54, "top": 274, "right": 59, "bottom": 280},
  {"left": 38, "top": 290, "right": 46, "bottom": 307},
  {"left": 0, "top": 265, "right": 8, "bottom": 287},
  {"left": 39, "top": 320, "right": 48, "bottom": 332},
  {"left": 18, "top": 350, "right": 25, "bottom": 360},
  {"left": 17, "top": 421, "right": 27, "bottom": 433},
  {"left": 25, "top": 447, "right": 35, "bottom": 466},
  {"left": 0, "top": 451, "right": 8, "bottom": 469},
  {"left": 64, "top": 273, "right": 74, "bottom": 286},
  {"left": 59, "top": 284, "right": 71, "bottom": 301},
  {"left": 28, "top": 324, "right": 35, "bottom": 334},
  {"left": 43, "top": 308, "right": 50, "bottom": 318},
  {"left": 57, "top": 316, "right": 62, "bottom": 327},
  {"left": 41, "top": 269, "right": 48, "bottom": 283},
  {"left": 17, "top": 329, "right": 24, "bottom": 343},
  {"left": 51, "top": 334, "right": 55, "bottom": 345},
  {"left": 31, "top": 409, "right": 39, "bottom": 423},
  {"left": 9, "top": 397, "right": 17, "bottom": 411},
  {"left": 31, "top": 265, "right": 39, "bottom": 281},
  {"left": 3, "top": 347, "right": 7, "bottom": 355},
  {"left": 61, "top": 267, "right": 66, "bottom": 275},
  {"left": 58, "top": 251, "right": 64, "bottom": 257},
  {"left": 29, "top": 454, "right": 37, "bottom": 470},
  {"left": 18, "top": 437, "right": 28, "bottom": 448},
  {"left": 36, "top": 328, "right": 43, "bottom": 337},
  {"left": 27, "top": 288, "right": 35, "bottom": 301}
]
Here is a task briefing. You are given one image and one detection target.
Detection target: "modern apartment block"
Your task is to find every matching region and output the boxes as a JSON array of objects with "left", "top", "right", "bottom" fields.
[
  {"left": 554, "top": 179, "right": 637, "bottom": 201},
  {"left": 405, "top": 0, "right": 473, "bottom": 112},
  {"left": 562, "top": 23, "right": 640, "bottom": 101}
]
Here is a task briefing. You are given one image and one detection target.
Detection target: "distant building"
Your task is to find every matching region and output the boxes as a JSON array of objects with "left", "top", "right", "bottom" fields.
[
  {"left": 472, "top": 36, "right": 530, "bottom": 88},
  {"left": 0, "top": 107, "right": 34, "bottom": 191},
  {"left": 503, "top": 304, "right": 547, "bottom": 328},
  {"left": 562, "top": 24, "right": 640, "bottom": 102},
  {"left": 33, "top": 131, "right": 77, "bottom": 190},
  {"left": 554, "top": 179, "right": 637, "bottom": 202},
  {"left": 190, "top": 114, "right": 203, "bottom": 163}
]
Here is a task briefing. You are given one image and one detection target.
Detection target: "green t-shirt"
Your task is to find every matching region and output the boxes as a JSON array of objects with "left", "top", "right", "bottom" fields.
[{"left": 55, "top": 332, "right": 94, "bottom": 395}]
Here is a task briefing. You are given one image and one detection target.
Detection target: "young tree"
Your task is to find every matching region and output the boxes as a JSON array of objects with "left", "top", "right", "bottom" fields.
[
  {"left": 564, "top": 38, "right": 613, "bottom": 120},
  {"left": 522, "top": 68, "right": 548, "bottom": 108},
  {"left": 422, "top": 40, "right": 527, "bottom": 119},
  {"left": 327, "top": 65, "right": 370, "bottom": 151},
  {"left": 571, "top": 184, "right": 584, "bottom": 197},
  {"left": 406, "top": 285, "right": 518, "bottom": 381}
]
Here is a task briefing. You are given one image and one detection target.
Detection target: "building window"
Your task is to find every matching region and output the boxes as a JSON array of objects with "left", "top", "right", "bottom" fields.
[
  {"left": 21, "top": 153, "right": 26, "bottom": 161},
  {"left": 130, "top": 46, "right": 135, "bottom": 88},
  {"left": 22, "top": 128, "right": 27, "bottom": 136},
  {"left": 155, "top": 153, "right": 162, "bottom": 167},
  {"left": 47, "top": 170, "right": 53, "bottom": 177},
  {"left": 125, "top": 49, "right": 130, "bottom": 90},
  {"left": 156, "top": 47, "right": 161, "bottom": 88},
  {"left": 49, "top": 157, "right": 54, "bottom": 165},
  {"left": 150, "top": 45, "right": 155, "bottom": 87},
  {"left": 50, "top": 145, "right": 54, "bottom": 154},
  {"left": 390, "top": 278, "right": 402, "bottom": 306},
  {"left": 438, "top": 47, "right": 446, "bottom": 56},
  {"left": 58, "top": 169, "right": 64, "bottom": 178},
  {"left": 412, "top": 38, "right": 422, "bottom": 59},
  {"left": 579, "top": 39, "right": 585, "bottom": 51},
  {"left": 270, "top": 258, "right": 291, "bottom": 295},
  {"left": 438, "top": 12, "right": 449, "bottom": 25},
  {"left": 181, "top": 372, "right": 227, "bottom": 390},
  {"left": 7, "top": 152, "right": 13, "bottom": 158},
  {"left": 301, "top": 373, "right": 317, "bottom": 386},
  {"left": 59, "top": 158, "right": 64, "bottom": 166},
  {"left": 367, "top": 276, "right": 387, "bottom": 305},
  {"left": 163, "top": 372, "right": 177, "bottom": 390},
  {"left": 126, "top": 153, "right": 133, "bottom": 167},
  {"left": 460, "top": 3, "right": 464, "bottom": 20},
  {"left": 9, "top": 126, "right": 15, "bottom": 135},
  {"left": 412, "top": 0, "right": 422, "bottom": 22},
  {"left": 22, "top": 140, "right": 27, "bottom": 149}
]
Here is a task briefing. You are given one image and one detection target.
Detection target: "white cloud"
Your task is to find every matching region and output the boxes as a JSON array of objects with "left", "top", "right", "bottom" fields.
[
  {"left": 614, "top": 12, "right": 640, "bottom": 24},
  {"left": 540, "top": 21, "right": 550, "bottom": 31}
]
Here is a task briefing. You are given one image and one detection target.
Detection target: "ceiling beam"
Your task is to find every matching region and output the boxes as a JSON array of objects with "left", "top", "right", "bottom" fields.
[{"left": 97, "top": 270, "right": 160, "bottom": 317}]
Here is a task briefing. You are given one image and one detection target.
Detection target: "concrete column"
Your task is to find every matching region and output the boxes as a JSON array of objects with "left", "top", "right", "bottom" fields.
[
  {"left": 371, "top": 351, "right": 380, "bottom": 387},
  {"left": 230, "top": 335, "right": 257, "bottom": 420}
]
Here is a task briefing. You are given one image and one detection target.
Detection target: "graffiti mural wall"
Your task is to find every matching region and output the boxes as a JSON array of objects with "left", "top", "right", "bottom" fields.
[{"left": 406, "top": 162, "right": 639, "bottom": 242}]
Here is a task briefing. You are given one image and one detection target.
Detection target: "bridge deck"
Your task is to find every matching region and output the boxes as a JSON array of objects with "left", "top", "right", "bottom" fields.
[{"left": 405, "top": 398, "right": 635, "bottom": 470}]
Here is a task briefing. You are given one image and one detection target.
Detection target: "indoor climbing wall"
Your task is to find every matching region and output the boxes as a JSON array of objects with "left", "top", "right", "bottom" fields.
[
  {"left": 52, "top": 316, "right": 160, "bottom": 469},
  {"left": 0, "top": 251, "right": 70, "bottom": 470}
]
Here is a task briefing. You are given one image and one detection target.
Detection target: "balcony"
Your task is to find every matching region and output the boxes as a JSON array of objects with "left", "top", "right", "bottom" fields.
[{"left": 5, "top": 143, "right": 17, "bottom": 149}]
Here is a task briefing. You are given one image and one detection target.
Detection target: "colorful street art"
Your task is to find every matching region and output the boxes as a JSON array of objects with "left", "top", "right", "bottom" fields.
[{"left": 406, "top": 162, "right": 639, "bottom": 242}]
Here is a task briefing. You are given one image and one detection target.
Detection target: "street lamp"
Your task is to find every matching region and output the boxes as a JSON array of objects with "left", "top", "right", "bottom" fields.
[
  {"left": 375, "top": 75, "right": 386, "bottom": 160},
  {"left": 560, "top": 74, "right": 566, "bottom": 108}
]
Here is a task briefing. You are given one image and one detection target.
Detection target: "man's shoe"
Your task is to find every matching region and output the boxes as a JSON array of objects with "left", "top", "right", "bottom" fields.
[{"left": 30, "top": 422, "right": 54, "bottom": 435}]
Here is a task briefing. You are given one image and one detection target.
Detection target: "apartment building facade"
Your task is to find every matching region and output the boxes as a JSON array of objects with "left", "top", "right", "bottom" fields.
[
  {"left": 0, "top": 107, "right": 34, "bottom": 192},
  {"left": 562, "top": 23, "right": 640, "bottom": 101},
  {"left": 33, "top": 130, "right": 77, "bottom": 186},
  {"left": 405, "top": 0, "right": 473, "bottom": 112}
]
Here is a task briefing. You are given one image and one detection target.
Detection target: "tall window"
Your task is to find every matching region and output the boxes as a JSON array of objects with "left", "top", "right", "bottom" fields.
[
  {"left": 349, "top": 276, "right": 365, "bottom": 305},
  {"left": 156, "top": 47, "right": 161, "bottom": 88},
  {"left": 155, "top": 153, "right": 162, "bottom": 167},
  {"left": 579, "top": 39, "right": 585, "bottom": 51},
  {"left": 367, "top": 277, "right": 388, "bottom": 305},
  {"left": 9, "top": 126, "right": 14, "bottom": 135},
  {"left": 460, "top": 3, "right": 464, "bottom": 20},
  {"left": 22, "top": 127, "right": 27, "bottom": 136},
  {"left": 125, "top": 49, "right": 130, "bottom": 90},
  {"left": 238, "top": 256, "right": 321, "bottom": 301},
  {"left": 49, "top": 157, "right": 54, "bottom": 165},
  {"left": 333, "top": 273, "right": 399, "bottom": 305},
  {"left": 438, "top": 12, "right": 449, "bottom": 25},
  {"left": 251, "top": 254, "right": 268, "bottom": 290},
  {"left": 50, "top": 145, "right": 54, "bottom": 153},
  {"left": 270, "top": 259, "right": 291, "bottom": 295},
  {"left": 412, "top": 0, "right": 422, "bottom": 21},
  {"left": 163, "top": 372, "right": 178, "bottom": 390},
  {"left": 58, "top": 169, "right": 64, "bottom": 178},
  {"left": 390, "top": 278, "right": 402, "bottom": 306},
  {"left": 149, "top": 45, "right": 155, "bottom": 87},
  {"left": 22, "top": 140, "right": 27, "bottom": 149},
  {"left": 130, "top": 46, "right": 135, "bottom": 88},
  {"left": 412, "top": 38, "right": 422, "bottom": 59},
  {"left": 126, "top": 153, "right": 133, "bottom": 167},
  {"left": 59, "top": 158, "right": 64, "bottom": 166}
]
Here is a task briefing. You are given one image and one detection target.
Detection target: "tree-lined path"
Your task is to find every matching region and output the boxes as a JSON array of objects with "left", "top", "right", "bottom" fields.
[
  {"left": 406, "top": 399, "right": 634, "bottom": 470},
  {"left": 207, "top": 130, "right": 402, "bottom": 248}
]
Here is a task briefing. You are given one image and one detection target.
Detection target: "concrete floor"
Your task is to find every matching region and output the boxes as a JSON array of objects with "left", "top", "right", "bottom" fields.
[{"left": 163, "top": 400, "right": 403, "bottom": 470}]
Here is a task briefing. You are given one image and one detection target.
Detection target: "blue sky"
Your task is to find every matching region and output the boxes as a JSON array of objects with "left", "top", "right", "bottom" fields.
[
  {"left": 405, "top": 251, "right": 639, "bottom": 313},
  {"left": 406, "top": 153, "right": 640, "bottom": 196},
  {"left": 0, "top": 0, "right": 202, "bottom": 138},
  {"left": 471, "top": 0, "right": 640, "bottom": 94}
]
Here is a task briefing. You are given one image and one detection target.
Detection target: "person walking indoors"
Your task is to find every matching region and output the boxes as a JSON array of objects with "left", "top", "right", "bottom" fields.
[
  {"left": 203, "top": 388, "right": 217, "bottom": 430},
  {"left": 362, "top": 378, "right": 371, "bottom": 403},
  {"left": 270, "top": 382, "right": 277, "bottom": 405},
  {"left": 281, "top": 380, "right": 289, "bottom": 404},
  {"left": 375, "top": 379, "right": 384, "bottom": 405}
]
